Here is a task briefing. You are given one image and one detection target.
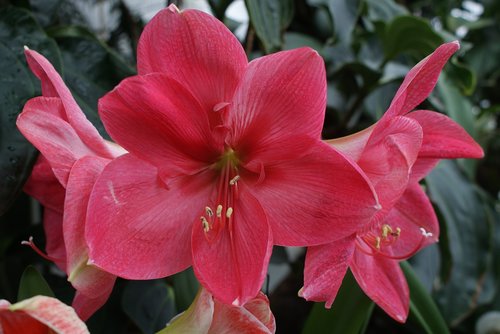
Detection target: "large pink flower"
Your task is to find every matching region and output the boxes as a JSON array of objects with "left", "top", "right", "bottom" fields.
[
  {"left": 160, "top": 288, "right": 275, "bottom": 334},
  {"left": 17, "top": 49, "right": 124, "bottom": 320},
  {"left": 85, "top": 5, "right": 378, "bottom": 306},
  {"left": 0, "top": 296, "right": 89, "bottom": 334},
  {"left": 301, "top": 41, "right": 484, "bottom": 322}
]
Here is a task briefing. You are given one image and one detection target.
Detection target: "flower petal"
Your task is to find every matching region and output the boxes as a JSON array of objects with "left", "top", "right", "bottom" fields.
[
  {"left": 351, "top": 252, "right": 409, "bottom": 323},
  {"left": 43, "top": 209, "right": 67, "bottom": 272},
  {"left": 24, "top": 49, "right": 112, "bottom": 158},
  {"left": 248, "top": 140, "right": 378, "bottom": 246},
  {"left": 407, "top": 110, "right": 484, "bottom": 159},
  {"left": 381, "top": 183, "right": 439, "bottom": 258},
  {"left": 17, "top": 97, "right": 97, "bottom": 186},
  {"left": 384, "top": 41, "right": 460, "bottom": 119},
  {"left": 359, "top": 116, "right": 422, "bottom": 217},
  {"left": 86, "top": 154, "right": 213, "bottom": 279},
  {"left": 98, "top": 73, "right": 218, "bottom": 178},
  {"left": 0, "top": 300, "right": 45, "bottom": 333},
  {"left": 209, "top": 292, "right": 275, "bottom": 334},
  {"left": 192, "top": 184, "right": 273, "bottom": 306},
  {"left": 137, "top": 5, "right": 247, "bottom": 112},
  {"left": 302, "top": 235, "right": 356, "bottom": 307},
  {"left": 6, "top": 296, "right": 89, "bottom": 333},
  {"left": 229, "top": 48, "right": 326, "bottom": 152},
  {"left": 326, "top": 125, "right": 374, "bottom": 162},
  {"left": 63, "top": 156, "right": 116, "bottom": 319}
]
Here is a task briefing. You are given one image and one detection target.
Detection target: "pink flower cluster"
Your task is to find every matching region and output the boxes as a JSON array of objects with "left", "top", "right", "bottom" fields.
[{"left": 10, "top": 4, "right": 483, "bottom": 333}]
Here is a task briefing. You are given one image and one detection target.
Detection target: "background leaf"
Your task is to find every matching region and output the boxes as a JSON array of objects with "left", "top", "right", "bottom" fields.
[{"left": 17, "top": 265, "right": 54, "bottom": 301}]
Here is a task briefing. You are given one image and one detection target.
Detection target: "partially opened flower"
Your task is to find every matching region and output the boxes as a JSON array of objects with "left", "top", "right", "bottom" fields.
[
  {"left": 302, "top": 41, "right": 484, "bottom": 322},
  {"left": 159, "top": 288, "right": 275, "bottom": 334},
  {"left": 85, "top": 4, "right": 379, "bottom": 306},
  {"left": 0, "top": 296, "right": 89, "bottom": 334},
  {"left": 17, "top": 49, "right": 125, "bottom": 320}
]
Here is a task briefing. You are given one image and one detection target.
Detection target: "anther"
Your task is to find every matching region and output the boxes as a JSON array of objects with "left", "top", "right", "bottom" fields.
[
  {"left": 216, "top": 205, "right": 223, "bottom": 218},
  {"left": 375, "top": 237, "right": 381, "bottom": 249},
  {"left": 200, "top": 216, "right": 210, "bottom": 232},
  {"left": 226, "top": 207, "right": 233, "bottom": 218},
  {"left": 393, "top": 227, "right": 401, "bottom": 237},
  {"left": 420, "top": 227, "right": 433, "bottom": 238},
  {"left": 382, "top": 224, "right": 392, "bottom": 238},
  {"left": 229, "top": 175, "right": 240, "bottom": 186},
  {"left": 205, "top": 206, "right": 213, "bottom": 217}
]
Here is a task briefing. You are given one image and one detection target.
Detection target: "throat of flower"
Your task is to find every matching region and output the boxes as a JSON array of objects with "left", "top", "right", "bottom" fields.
[
  {"left": 355, "top": 224, "right": 429, "bottom": 260},
  {"left": 200, "top": 157, "right": 240, "bottom": 244}
]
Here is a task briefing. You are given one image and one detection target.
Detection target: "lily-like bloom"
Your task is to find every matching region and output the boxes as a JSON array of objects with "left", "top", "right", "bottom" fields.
[
  {"left": 0, "top": 296, "right": 89, "bottom": 334},
  {"left": 17, "top": 49, "right": 125, "bottom": 320},
  {"left": 86, "top": 5, "right": 379, "bottom": 306},
  {"left": 301, "top": 41, "right": 484, "bottom": 322},
  {"left": 159, "top": 288, "right": 275, "bottom": 334}
]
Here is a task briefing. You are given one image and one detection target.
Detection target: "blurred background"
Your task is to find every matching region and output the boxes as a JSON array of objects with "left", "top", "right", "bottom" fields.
[{"left": 0, "top": 0, "right": 499, "bottom": 333}]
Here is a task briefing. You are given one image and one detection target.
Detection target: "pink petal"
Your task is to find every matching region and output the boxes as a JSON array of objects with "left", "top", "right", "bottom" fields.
[
  {"left": 409, "top": 158, "right": 440, "bottom": 183},
  {"left": 17, "top": 97, "right": 96, "bottom": 186},
  {"left": 359, "top": 116, "right": 422, "bottom": 218},
  {"left": 24, "top": 155, "right": 65, "bottom": 212},
  {"left": 384, "top": 41, "right": 460, "bottom": 119},
  {"left": 209, "top": 292, "right": 275, "bottom": 334},
  {"left": 351, "top": 251, "right": 409, "bottom": 323},
  {"left": 192, "top": 184, "right": 273, "bottom": 306},
  {"left": 137, "top": 5, "right": 247, "bottom": 113},
  {"left": 302, "top": 235, "right": 356, "bottom": 307},
  {"left": 72, "top": 289, "right": 114, "bottom": 322},
  {"left": 407, "top": 110, "right": 484, "bottom": 159},
  {"left": 248, "top": 140, "right": 378, "bottom": 246},
  {"left": 0, "top": 300, "right": 45, "bottom": 333},
  {"left": 86, "top": 154, "right": 213, "bottom": 279},
  {"left": 326, "top": 125, "right": 375, "bottom": 162},
  {"left": 98, "top": 73, "right": 218, "bottom": 179},
  {"left": 4, "top": 296, "right": 89, "bottom": 333},
  {"left": 228, "top": 48, "right": 326, "bottom": 152},
  {"left": 63, "top": 156, "right": 116, "bottom": 319},
  {"left": 160, "top": 288, "right": 214, "bottom": 333},
  {"left": 381, "top": 183, "right": 439, "bottom": 258},
  {"left": 43, "top": 209, "right": 67, "bottom": 272},
  {"left": 24, "top": 49, "right": 112, "bottom": 158}
]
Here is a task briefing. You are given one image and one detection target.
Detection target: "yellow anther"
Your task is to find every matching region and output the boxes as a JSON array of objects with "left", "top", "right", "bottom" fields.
[
  {"left": 200, "top": 216, "right": 210, "bottom": 232},
  {"left": 229, "top": 175, "right": 240, "bottom": 186},
  {"left": 226, "top": 207, "right": 233, "bottom": 218},
  {"left": 216, "top": 205, "right": 223, "bottom": 218},
  {"left": 205, "top": 206, "right": 213, "bottom": 217},
  {"left": 394, "top": 227, "right": 401, "bottom": 237},
  {"left": 382, "top": 224, "right": 393, "bottom": 238},
  {"left": 375, "top": 237, "right": 381, "bottom": 249}
]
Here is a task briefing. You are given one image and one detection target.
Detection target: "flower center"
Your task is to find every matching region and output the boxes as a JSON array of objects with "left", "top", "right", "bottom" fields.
[{"left": 200, "top": 148, "right": 241, "bottom": 243}]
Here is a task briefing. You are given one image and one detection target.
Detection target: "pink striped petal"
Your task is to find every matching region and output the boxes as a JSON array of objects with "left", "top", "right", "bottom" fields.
[
  {"left": 72, "top": 289, "right": 114, "bottom": 322},
  {"left": 384, "top": 41, "right": 459, "bottom": 119},
  {"left": 137, "top": 5, "right": 246, "bottom": 113},
  {"left": 0, "top": 296, "right": 89, "bottom": 333},
  {"left": 24, "top": 49, "right": 112, "bottom": 158},
  {"left": 351, "top": 252, "right": 409, "bottom": 323},
  {"left": 302, "top": 235, "right": 356, "bottom": 307},
  {"left": 98, "top": 73, "right": 218, "bottom": 179},
  {"left": 86, "top": 154, "right": 213, "bottom": 279},
  {"left": 229, "top": 48, "right": 326, "bottom": 152},
  {"left": 248, "top": 140, "right": 378, "bottom": 246},
  {"left": 192, "top": 184, "right": 272, "bottom": 306},
  {"left": 326, "top": 125, "right": 375, "bottom": 162},
  {"left": 407, "top": 110, "right": 484, "bottom": 159}
]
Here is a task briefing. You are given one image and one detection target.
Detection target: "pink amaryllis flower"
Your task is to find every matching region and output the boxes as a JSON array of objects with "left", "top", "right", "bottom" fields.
[
  {"left": 301, "top": 41, "right": 484, "bottom": 322},
  {"left": 17, "top": 48, "right": 125, "bottom": 320},
  {"left": 85, "top": 4, "right": 379, "bottom": 306},
  {"left": 159, "top": 288, "right": 275, "bottom": 334},
  {"left": 0, "top": 296, "right": 89, "bottom": 334}
]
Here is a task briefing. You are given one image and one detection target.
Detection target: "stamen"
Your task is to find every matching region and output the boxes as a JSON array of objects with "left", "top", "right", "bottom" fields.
[
  {"left": 205, "top": 206, "right": 213, "bottom": 217},
  {"left": 420, "top": 227, "right": 433, "bottom": 238},
  {"left": 226, "top": 207, "right": 233, "bottom": 218},
  {"left": 393, "top": 227, "right": 401, "bottom": 237},
  {"left": 200, "top": 216, "right": 210, "bottom": 232},
  {"left": 216, "top": 205, "right": 223, "bottom": 218},
  {"left": 382, "top": 224, "right": 392, "bottom": 238},
  {"left": 375, "top": 237, "right": 381, "bottom": 249},
  {"left": 21, "top": 236, "right": 61, "bottom": 263},
  {"left": 229, "top": 175, "right": 240, "bottom": 186}
]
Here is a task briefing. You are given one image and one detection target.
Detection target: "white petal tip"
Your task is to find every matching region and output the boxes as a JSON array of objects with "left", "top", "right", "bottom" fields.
[
  {"left": 231, "top": 298, "right": 240, "bottom": 306},
  {"left": 297, "top": 287, "right": 304, "bottom": 297},
  {"left": 167, "top": 3, "right": 180, "bottom": 13},
  {"left": 23, "top": 45, "right": 29, "bottom": 50}
]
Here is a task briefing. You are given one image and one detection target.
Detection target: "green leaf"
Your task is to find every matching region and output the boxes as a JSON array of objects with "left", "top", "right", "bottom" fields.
[
  {"left": 365, "top": 0, "right": 408, "bottom": 23},
  {"left": 382, "top": 16, "right": 444, "bottom": 60},
  {"left": 302, "top": 270, "right": 374, "bottom": 334},
  {"left": 207, "top": 0, "right": 233, "bottom": 20},
  {"left": 446, "top": 59, "right": 477, "bottom": 96},
  {"left": 0, "top": 6, "right": 61, "bottom": 216},
  {"left": 171, "top": 267, "right": 199, "bottom": 312},
  {"left": 122, "top": 279, "right": 176, "bottom": 334},
  {"left": 426, "top": 161, "right": 495, "bottom": 325},
  {"left": 245, "top": 0, "right": 294, "bottom": 53},
  {"left": 17, "top": 265, "right": 55, "bottom": 301},
  {"left": 402, "top": 261, "right": 450, "bottom": 334}
]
